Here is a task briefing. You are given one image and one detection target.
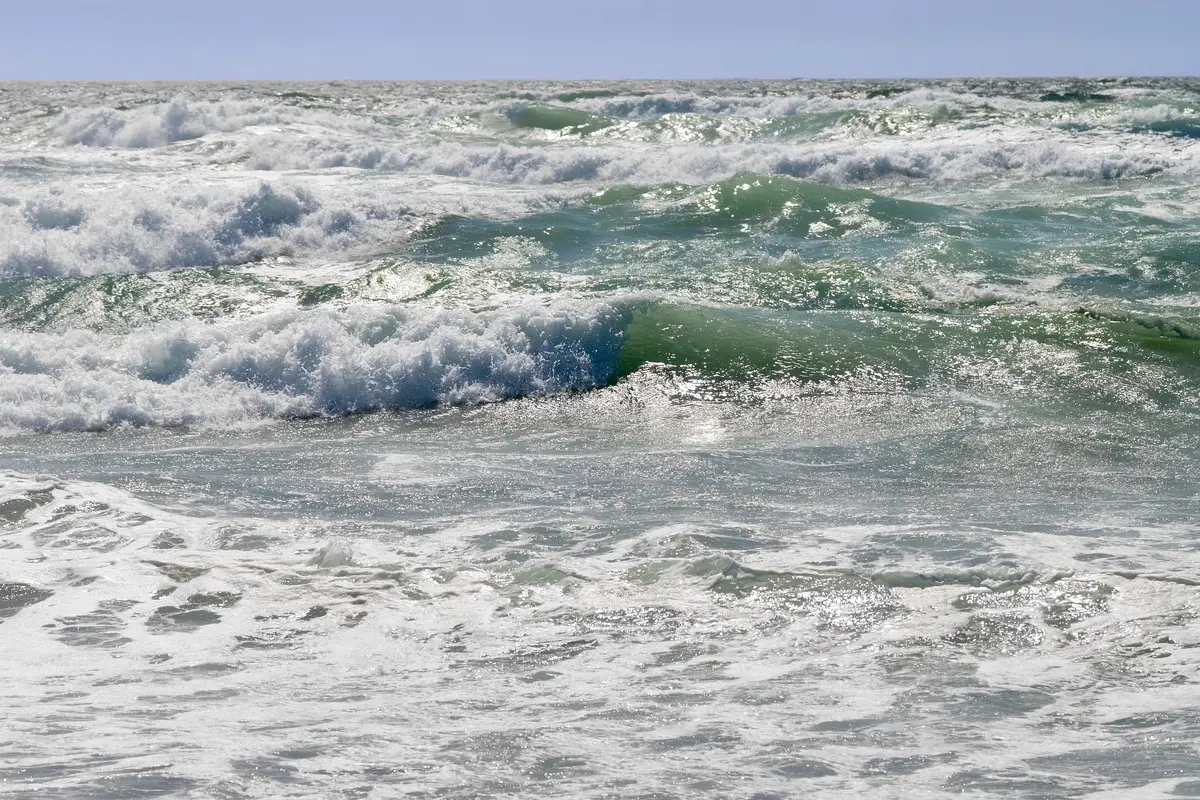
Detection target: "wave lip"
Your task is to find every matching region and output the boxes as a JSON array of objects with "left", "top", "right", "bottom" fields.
[{"left": 0, "top": 299, "right": 632, "bottom": 434}]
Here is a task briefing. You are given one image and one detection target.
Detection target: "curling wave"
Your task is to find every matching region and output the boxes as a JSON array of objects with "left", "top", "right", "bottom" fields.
[{"left": 0, "top": 300, "right": 631, "bottom": 433}]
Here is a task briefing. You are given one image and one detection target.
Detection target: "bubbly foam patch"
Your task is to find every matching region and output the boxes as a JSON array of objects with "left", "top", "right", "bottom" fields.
[
  {"left": 0, "top": 180, "right": 420, "bottom": 278},
  {"left": 2, "top": 458, "right": 1199, "bottom": 798}
]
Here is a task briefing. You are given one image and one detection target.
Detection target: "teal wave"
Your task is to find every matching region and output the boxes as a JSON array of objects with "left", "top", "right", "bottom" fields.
[
  {"left": 611, "top": 301, "right": 1200, "bottom": 411},
  {"left": 502, "top": 104, "right": 616, "bottom": 134}
]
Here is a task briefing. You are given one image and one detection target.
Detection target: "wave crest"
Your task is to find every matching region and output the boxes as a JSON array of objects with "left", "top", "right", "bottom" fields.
[
  {"left": 56, "top": 95, "right": 380, "bottom": 149},
  {"left": 237, "top": 133, "right": 1181, "bottom": 185},
  {"left": 0, "top": 182, "right": 414, "bottom": 278},
  {"left": 0, "top": 300, "right": 630, "bottom": 433}
]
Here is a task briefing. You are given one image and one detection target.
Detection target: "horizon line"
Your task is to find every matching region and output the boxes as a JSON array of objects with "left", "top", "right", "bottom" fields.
[{"left": 3, "top": 74, "right": 1198, "bottom": 83}]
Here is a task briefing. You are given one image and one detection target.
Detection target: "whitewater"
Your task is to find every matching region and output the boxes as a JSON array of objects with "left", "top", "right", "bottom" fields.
[{"left": 3, "top": 79, "right": 1200, "bottom": 798}]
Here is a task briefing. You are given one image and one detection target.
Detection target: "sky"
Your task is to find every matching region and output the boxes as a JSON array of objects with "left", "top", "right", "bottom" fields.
[{"left": 2, "top": 0, "right": 1196, "bottom": 80}]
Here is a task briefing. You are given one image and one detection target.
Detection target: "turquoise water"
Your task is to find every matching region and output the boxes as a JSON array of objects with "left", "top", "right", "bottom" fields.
[{"left": 2, "top": 79, "right": 1200, "bottom": 798}]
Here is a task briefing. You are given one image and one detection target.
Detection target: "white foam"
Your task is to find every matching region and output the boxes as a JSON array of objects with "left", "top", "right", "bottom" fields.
[
  {"left": 0, "top": 299, "right": 631, "bottom": 433},
  {"left": 0, "top": 83, "right": 1193, "bottom": 285},
  {"left": 10, "top": 83, "right": 1192, "bottom": 191},
  {"left": 56, "top": 95, "right": 379, "bottom": 149},
  {"left": 573, "top": 86, "right": 1044, "bottom": 119},
  {"left": 2, "top": 130, "right": 1182, "bottom": 280},
  {"left": 0, "top": 178, "right": 423, "bottom": 277},
  {"left": 229, "top": 123, "right": 1194, "bottom": 186},
  {"left": 1060, "top": 101, "right": 1200, "bottom": 132},
  {"left": 0, "top": 164, "right": 595, "bottom": 279}
]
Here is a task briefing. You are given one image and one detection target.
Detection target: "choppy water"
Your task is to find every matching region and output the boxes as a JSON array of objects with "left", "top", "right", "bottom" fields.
[{"left": 3, "top": 79, "right": 1200, "bottom": 798}]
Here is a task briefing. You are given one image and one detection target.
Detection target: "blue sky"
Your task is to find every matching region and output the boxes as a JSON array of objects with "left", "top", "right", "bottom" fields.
[{"left": 3, "top": 0, "right": 1196, "bottom": 80}]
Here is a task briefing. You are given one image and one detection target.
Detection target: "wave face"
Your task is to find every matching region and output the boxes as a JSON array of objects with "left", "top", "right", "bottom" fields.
[{"left": 6, "top": 79, "right": 1200, "bottom": 799}]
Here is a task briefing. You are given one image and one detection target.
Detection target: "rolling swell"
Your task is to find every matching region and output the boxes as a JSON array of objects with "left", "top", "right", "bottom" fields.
[
  {"left": 7, "top": 293, "right": 1199, "bottom": 434},
  {"left": 611, "top": 301, "right": 1200, "bottom": 409},
  {"left": 591, "top": 174, "right": 946, "bottom": 233},
  {"left": 614, "top": 304, "right": 912, "bottom": 386},
  {"left": 502, "top": 104, "right": 616, "bottom": 134},
  {"left": 414, "top": 174, "right": 946, "bottom": 261}
]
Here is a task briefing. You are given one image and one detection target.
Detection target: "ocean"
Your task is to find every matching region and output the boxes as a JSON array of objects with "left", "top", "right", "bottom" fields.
[{"left": 2, "top": 78, "right": 1200, "bottom": 798}]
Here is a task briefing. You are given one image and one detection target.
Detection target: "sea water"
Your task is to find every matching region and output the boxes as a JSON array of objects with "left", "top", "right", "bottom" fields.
[{"left": 2, "top": 79, "right": 1200, "bottom": 798}]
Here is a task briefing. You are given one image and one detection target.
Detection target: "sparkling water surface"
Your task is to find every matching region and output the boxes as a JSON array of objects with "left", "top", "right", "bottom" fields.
[{"left": 2, "top": 79, "right": 1200, "bottom": 798}]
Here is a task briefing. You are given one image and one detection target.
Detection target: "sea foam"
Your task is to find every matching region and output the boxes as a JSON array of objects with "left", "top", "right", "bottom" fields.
[
  {"left": 57, "top": 96, "right": 377, "bottom": 149},
  {"left": 0, "top": 181, "right": 417, "bottom": 278},
  {"left": 0, "top": 300, "right": 630, "bottom": 433},
  {"left": 230, "top": 127, "right": 1191, "bottom": 185},
  {"left": 32, "top": 86, "right": 1195, "bottom": 188}
]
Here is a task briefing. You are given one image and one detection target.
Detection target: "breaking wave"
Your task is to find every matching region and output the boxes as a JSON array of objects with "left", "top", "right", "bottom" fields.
[
  {"left": 0, "top": 181, "right": 417, "bottom": 278},
  {"left": 0, "top": 300, "right": 631, "bottom": 433},
  {"left": 57, "top": 96, "right": 375, "bottom": 148},
  {"left": 28, "top": 85, "right": 1193, "bottom": 186},
  {"left": 5, "top": 288, "right": 1200, "bottom": 434}
]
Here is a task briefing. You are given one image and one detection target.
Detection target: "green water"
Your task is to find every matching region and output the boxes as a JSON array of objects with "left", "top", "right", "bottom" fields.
[{"left": 3, "top": 79, "right": 1200, "bottom": 799}]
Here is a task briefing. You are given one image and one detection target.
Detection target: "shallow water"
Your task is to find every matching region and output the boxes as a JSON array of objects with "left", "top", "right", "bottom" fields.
[{"left": 2, "top": 79, "right": 1200, "bottom": 798}]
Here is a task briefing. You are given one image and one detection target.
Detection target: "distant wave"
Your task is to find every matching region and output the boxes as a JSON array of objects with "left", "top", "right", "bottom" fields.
[
  {"left": 39, "top": 90, "right": 1194, "bottom": 188},
  {"left": 57, "top": 96, "right": 377, "bottom": 148},
  {"left": 235, "top": 133, "right": 1179, "bottom": 184}
]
